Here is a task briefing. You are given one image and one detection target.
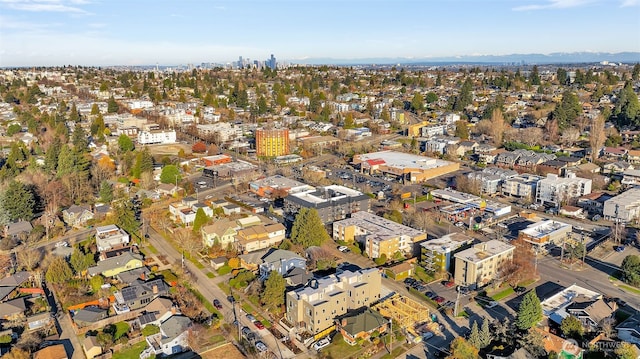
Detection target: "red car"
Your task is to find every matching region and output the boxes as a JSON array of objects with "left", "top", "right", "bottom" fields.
[
  {"left": 253, "top": 320, "right": 265, "bottom": 330},
  {"left": 433, "top": 296, "right": 445, "bottom": 304},
  {"left": 444, "top": 281, "right": 455, "bottom": 288}
]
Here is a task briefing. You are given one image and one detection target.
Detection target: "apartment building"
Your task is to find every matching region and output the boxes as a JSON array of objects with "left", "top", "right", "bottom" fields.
[
  {"left": 235, "top": 223, "right": 286, "bottom": 253},
  {"left": 536, "top": 173, "right": 592, "bottom": 207},
  {"left": 332, "top": 211, "right": 426, "bottom": 259},
  {"left": 502, "top": 174, "right": 543, "bottom": 200},
  {"left": 420, "top": 233, "right": 474, "bottom": 273},
  {"left": 286, "top": 268, "right": 381, "bottom": 335},
  {"left": 284, "top": 185, "right": 370, "bottom": 224},
  {"left": 255, "top": 128, "right": 290, "bottom": 157},
  {"left": 137, "top": 129, "right": 176, "bottom": 145},
  {"left": 453, "top": 240, "right": 515, "bottom": 289}
]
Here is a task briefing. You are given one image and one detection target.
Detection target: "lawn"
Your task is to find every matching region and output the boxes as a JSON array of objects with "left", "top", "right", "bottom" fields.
[
  {"left": 146, "top": 244, "right": 159, "bottom": 254},
  {"left": 414, "top": 266, "right": 435, "bottom": 284},
  {"left": 112, "top": 341, "right": 147, "bottom": 359},
  {"left": 619, "top": 284, "right": 640, "bottom": 295},
  {"left": 517, "top": 278, "right": 537, "bottom": 287},
  {"left": 380, "top": 347, "right": 406, "bottom": 359},
  {"left": 323, "top": 333, "right": 364, "bottom": 358},
  {"left": 217, "top": 282, "right": 231, "bottom": 295},
  {"left": 206, "top": 272, "right": 216, "bottom": 278},
  {"left": 491, "top": 287, "right": 514, "bottom": 301}
]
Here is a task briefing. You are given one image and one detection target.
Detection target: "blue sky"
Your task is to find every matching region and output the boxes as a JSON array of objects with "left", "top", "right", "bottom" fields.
[{"left": 0, "top": 0, "right": 639, "bottom": 67}]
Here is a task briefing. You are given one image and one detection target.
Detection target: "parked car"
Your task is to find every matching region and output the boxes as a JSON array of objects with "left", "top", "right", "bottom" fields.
[
  {"left": 242, "top": 326, "right": 252, "bottom": 337},
  {"left": 227, "top": 295, "right": 236, "bottom": 303},
  {"left": 591, "top": 214, "right": 602, "bottom": 221},
  {"left": 433, "top": 296, "right": 445, "bottom": 304},
  {"left": 213, "top": 299, "right": 222, "bottom": 309},
  {"left": 422, "top": 331, "right": 434, "bottom": 340},
  {"left": 454, "top": 222, "right": 465, "bottom": 227},
  {"left": 615, "top": 246, "right": 625, "bottom": 252},
  {"left": 444, "top": 280, "right": 455, "bottom": 288},
  {"left": 514, "top": 286, "right": 527, "bottom": 294},
  {"left": 313, "top": 337, "right": 331, "bottom": 351},
  {"left": 253, "top": 320, "right": 265, "bottom": 330},
  {"left": 246, "top": 314, "right": 256, "bottom": 322},
  {"left": 255, "top": 341, "right": 268, "bottom": 352},
  {"left": 425, "top": 291, "right": 437, "bottom": 299},
  {"left": 338, "top": 246, "right": 350, "bottom": 253},
  {"left": 55, "top": 241, "right": 68, "bottom": 248}
]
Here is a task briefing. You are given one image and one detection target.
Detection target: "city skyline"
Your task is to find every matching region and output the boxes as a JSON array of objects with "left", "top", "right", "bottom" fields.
[{"left": 1, "top": 0, "right": 639, "bottom": 67}]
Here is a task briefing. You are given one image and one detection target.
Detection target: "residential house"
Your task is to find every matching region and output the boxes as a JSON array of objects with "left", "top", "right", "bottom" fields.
[
  {"left": 95, "top": 225, "right": 130, "bottom": 252},
  {"left": 169, "top": 197, "right": 212, "bottom": 226},
  {"left": 384, "top": 262, "right": 414, "bottom": 281},
  {"left": 83, "top": 336, "right": 103, "bottom": 359},
  {"left": 627, "top": 149, "right": 640, "bottom": 164},
  {"left": 621, "top": 169, "right": 640, "bottom": 186},
  {"left": 286, "top": 268, "right": 382, "bottom": 335},
  {"left": 0, "top": 297, "right": 26, "bottom": 321},
  {"left": 601, "top": 147, "right": 627, "bottom": 160},
  {"left": 62, "top": 205, "right": 94, "bottom": 228},
  {"left": 27, "top": 311, "right": 52, "bottom": 331},
  {"left": 33, "top": 344, "right": 68, "bottom": 359},
  {"left": 494, "top": 151, "right": 521, "bottom": 169},
  {"left": 457, "top": 140, "right": 478, "bottom": 157},
  {"left": 113, "top": 278, "right": 169, "bottom": 313},
  {"left": 258, "top": 249, "right": 306, "bottom": 279},
  {"left": 72, "top": 307, "right": 108, "bottom": 328},
  {"left": 201, "top": 219, "right": 237, "bottom": 248},
  {"left": 603, "top": 161, "right": 633, "bottom": 176},
  {"left": 514, "top": 151, "right": 556, "bottom": 172},
  {"left": 141, "top": 315, "right": 192, "bottom": 358},
  {"left": 0, "top": 271, "right": 31, "bottom": 287},
  {"left": 235, "top": 223, "right": 286, "bottom": 253},
  {"left": 137, "top": 297, "right": 178, "bottom": 328},
  {"left": 617, "top": 313, "right": 640, "bottom": 345},
  {"left": 453, "top": 240, "right": 515, "bottom": 289},
  {"left": 157, "top": 183, "right": 178, "bottom": 197},
  {"left": 222, "top": 204, "right": 241, "bottom": 216},
  {"left": 87, "top": 251, "right": 144, "bottom": 278},
  {"left": 336, "top": 308, "right": 388, "bottom": 346},
  {"left": 577, "top": 192, "right": 613, "bottom": 216},
  {"left": 283, "top": 267, "right": 313, "bottom": 288},
  {"left": 538, "top": 329, "right": 584, "bottom": 359},
  {"left": 474, "top": 144, "right": 498, "bottom": 164},
  {"left": 536, "top": 160, "right": 566, "bottom": 176},
  {"left": 566, "top": 297, "right": 615, "bottom": 332},
  {"left": 4, "top": 220, "right": 33, "bottom": 239}
]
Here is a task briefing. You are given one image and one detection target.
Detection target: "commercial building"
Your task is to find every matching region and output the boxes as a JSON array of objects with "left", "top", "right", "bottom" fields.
[
  {"left": 453, "top": 240, "right": 515, "bottom": 289},
  {"left": 332, "top": 211, "right": 427, "bottom": 259},
  {"left": 249, "top": 175, "right": 314, "bottom": 197},
  {"left": 286, "top": 268, "right": 381, "bottom": 335},
  {"left": 137, "top": 130, "right": 176, "bottom": 145},
  {"left": 255, "top": 128, "right": 290, "bottom": 157},
  {"left": 352, "top": 150, "right": 460, "bottom": 183},
  {"left": 284, "top": 185, "right": 370, "bottom": 224},
  {"left": 603, "top": 188, "right": 640, "bottom": 223},
  {"left": 536, "top": 173, "right": 592, "bottom": 207},
  {"left": 518, "top": 220, "right": 572, "bottom": 246},
  {"left": 420, "top": 233, "right": 474, "bottom": 273}
]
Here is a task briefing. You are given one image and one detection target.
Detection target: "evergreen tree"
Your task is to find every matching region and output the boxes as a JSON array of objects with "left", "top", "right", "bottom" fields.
[
  {"left": 91, "top": 103, "right": 100, "bottom": 115},
  {"left": 290, "top": 208, "right": 329, "bottom": 248},
  {"left": 447, "top": 337, "right": 480, "bottom": 359},
  {"left": 529, "top": 65, "right": 541, "bottom": 85},
  {"left": 45, "top": 256, "right": 73, "bottom": 284},
  {"left": 56, "top": 145, "right": 75, "bottom": 177},
  {"left": 261, "top": 271, "right": 286, "bottom": 311},
  {"left": 479, "top": 318, "right": 491, "bottom": 349},
  {"left": 99, "top": 181, "right": 113, "bottom": 203},
  {"left": 70, "top": 248, "right": 96, "bottom": 275},
  {"left": 0, "top": 181, "right": 35, "bottom": 223},
  {"left": 614, "top": 82, "right": 640, "bottom": 126},
  {"left": 516, "top": 290, "right": 543, "bottom": 330},
  {"left": 560, "top": 315, "right": 584, "bottom": 339},
  {"left": 72, "top": 123, "right": 88, "bottom": 150},
  {"left": 118, "top": 134, "right": 134, "bottom": 152},
  {"left": 112, "top": 195, "right": 140, "bottom": 238},
  {"left": 468, "top": 321, "right": 481, "bottom": 348},
  {"left": 44, "top": 137, "right": 62, "bottom": 173},
  {"left": 454, "top": 78, "right": 473, "bottom": 111},
  {"left": 557, "top": 68, "right": 568, "bottom": 85},
  {"left": 107, "top": 96, "right": 119, "bottom": 113},
  {"left": 621, "top": 255, "right": 640, "bottom": 286},
  {"left": 632, "top": 63, "right": 640, "bottom": 81},
  {"left": 411, "top": 92, "right": 424, "bottom": 114},
  {"left": 192, "top": 208, "right": 207, "bottom": 232},
  {"left": 69, "top": 103, "right": 80, "bottom": 122},
  {"left": 160, "top": 165, "right": 181, "bottom": 184},
  {"left": 455, "top": 121, "right": 470, "bottom": 139}
]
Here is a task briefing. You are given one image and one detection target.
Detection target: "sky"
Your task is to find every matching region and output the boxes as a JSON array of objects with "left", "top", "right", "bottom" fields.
[{"left": 0, "top": 0, "right": 639, "bottom": 67}]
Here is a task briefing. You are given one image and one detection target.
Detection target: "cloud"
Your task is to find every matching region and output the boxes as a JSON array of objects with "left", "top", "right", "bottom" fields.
[
  {"left": 620, "top": 0, "right": 638, "bottom": 6},
  {"left": 0, "top": 0, "right": 90, "bottom": 14},
  {"left": 513, "top": 0, "right": 594, "bottom": 11}
]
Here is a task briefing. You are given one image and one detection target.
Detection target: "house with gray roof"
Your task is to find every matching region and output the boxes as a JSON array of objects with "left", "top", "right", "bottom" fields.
[
  {"left": 4, "top": 221, "right": 33, "bottom": 238},
  {"left": 72, "top": 307, "right": 107, "bottom": 328},
  {"left": 141, "top": 315, "right": 192, "bottom": 358},
  {"left": 259, "top": 249, "right": 306, "bottom": 279},
  {"left": 62, "top": 205, "right": 94, "bottom": 228},
  {"left": 336, "top": 308, "right": 388, "bottom": 346}
]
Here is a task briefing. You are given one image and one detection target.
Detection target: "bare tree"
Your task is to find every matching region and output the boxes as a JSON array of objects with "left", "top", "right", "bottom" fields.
[
  {"left": 490, "top": 109, "right": 507, "bottom": 146},
  {"left": 17, "top": 248, "right": 42, "bottom": 272},
  {"left": 590, "top": 114, "right": 606, "bottom": 162}
]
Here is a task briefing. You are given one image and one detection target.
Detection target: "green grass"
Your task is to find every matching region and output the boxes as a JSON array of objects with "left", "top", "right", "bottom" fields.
[
  {"left": 242, "top": 303, "right": 253, "bottom": 313},
  {"left": 114, "top": 321, "right": 130, "bottom": 340},
  {"left": 323, "top": 333, "right": 364, "bottom": 358},
  {"left": 112, "top": 341, "right": 147, "bottom": 359},
  {"left": 491, "top": 287, "right": 515, "bottom": 301},
  {"left": 217, "top": 265, "right": 232, "bottom": 275},
  {"left": 380, "top": 347, "right": 406, "bottom": 359},
  {"left": 414, "top": 266, "right": 435, "bottom": 284},
  {"left": 217, "top": 282, "right": 231, "bottom": 295},
  {"left": 619, "top": 284, "right": 640, "bottom": 295},
  {"left": 158, "top": 269, "right": 178, "bottom": 284},
  {"left": 146, "top": 244, "right": 159, "bottom": 254},
  {"left": 517, "top": 278, "right": 537, "bottom": 287},
  {"left": 456, "top": 310, "right": 469, "bottom": 318},
  {"left": 206, "top": 272, "right": 215, "bottom": 278}
]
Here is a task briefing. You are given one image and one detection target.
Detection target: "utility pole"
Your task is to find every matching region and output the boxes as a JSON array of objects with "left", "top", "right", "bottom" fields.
[
  {"left": 454, "top": 285, "right": 462, "bottom": 317},
  {"left": 560, "top": 236, "right": 565, "bottom": 265}
]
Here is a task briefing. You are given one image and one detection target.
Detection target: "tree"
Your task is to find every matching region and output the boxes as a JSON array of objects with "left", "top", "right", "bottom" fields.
[
  {"left": 1, "top": 181, "right": 35, "bottom": 223},
  {"left": 45, "top": 256, "right": 73, "bottom": 284},
  {"left": 99, "top": 181, "right": 113, "bottom": 203},
  {"left": 192, "top": 141, "right": 207, "bottom": 153},
  {"left": 468, "top": 321, "right": 481, "bottom": 348},
  {"left": 411, "top": 92, "right": 424, "bottom": 114},
  {"left": 516, "top": 290, "right": 543, "bottom": 330},
  {"left": 383, "top": 209, "right": 403, "bottom": 224},
  {"left": 17, "top": 248, "right": 42, "bottom": 272},
  {"left": 160, "top": 165, "right": 181, "bottom": 185},
  {"left": 426, "top": 92, "right": 438, "bottom": 104},
  {"left": 615, "top": 342, "right": 638, "bottom": 359},
  {"left": 560, "top": 315, "right": 584, "bottom": 339},
  {"left": 479, "top": 318, "right": 491, "bottom": 349},
  {"left": 107, "top": 96, "right": 119, "bottom": 113},
  {"left": 621, "top": 254, "right": 640, "bottom": 286},
  {"left": 529, "top": 65, "right": 541, "bottom": 85},
  {"left": 557, "top": 68, "right": 568, "bottom": 85},
  {"left": 447, "top": 337, "right": 480, "bottom": 359},
  {"left": 132, "top": 148, "right": 153, "bottom": 178},
  {"left": 589, "top": 114, "right": 606, "bottom": 161},
  {"left": 551, "top": 90, "right": 581, "bottom": 130},
  {"left": 455, "top": 121, "right": 470, "bottom": 140},
  {"left": 3, "top": 348, "right": 29, "bottom": 359},
  {"left": 118, "top": 134, "right": 134, "bottom": 152},
  {"left": 261, "top": 271, "right": 286, "bottom": 311},
  {"left": 453, "top": 78, "right": 473, "bottom": 112},
  {"left": 489, "top": 109, "right": 506, "bottom": 146},
  {"left": 192, "top": 208, "right": 208, "bottom": 232},
  {"left": 72, "top": 123, "right": 88, "bottom": 150},
  {"left": 70, "top": 248, "right": 95, "bottom": 275},
  {"left": 290, "top": 208, "right": 330, "bottom": 248}
]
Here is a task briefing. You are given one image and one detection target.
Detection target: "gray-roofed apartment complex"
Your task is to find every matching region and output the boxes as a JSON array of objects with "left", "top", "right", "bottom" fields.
[{"left": 284, "top": 185, "right": 370, "bottom": 224}]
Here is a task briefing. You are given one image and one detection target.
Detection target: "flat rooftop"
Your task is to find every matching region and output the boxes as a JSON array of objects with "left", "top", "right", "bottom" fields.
[
  {"left": 251, "top": 175, "right": 312, "bottom": 191},
  {"left": 288, "top": 185, "right": 367, "bottom": 205},
  {"left": 354, "top": 150, "right": 456, "bottom": 171},
  {"left": 520, "top": 220, "right": 572, "bottom": 238},
  {"left": 454, "top": 239, "right": 514, "bottom": 264},
  {"left": 420, "top": 233, "right": 474, "bottom": 252},
  {"left": 335, "top": 211, "right": 425, "bottom": 241},
  {"left": 605, "top": 188, "right": 640, "bottom": 208}
]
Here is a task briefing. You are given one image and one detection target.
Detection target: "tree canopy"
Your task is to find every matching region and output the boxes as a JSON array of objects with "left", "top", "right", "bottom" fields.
[
  {"left": 516, "top": 290, "right": 543, "bottom": 330},
  {"left": 621, "top": 254, "right": 640, "bottom": 286},
  {"left": 261, "top": 270, "right": 286, "bottom": 311},
  {"left": 290, "top": 208, "right": 329, "bottom": 248},
  {"left": 192, "top": 208, "right": 208, "bottom": 232},
  {"left": 447, "top": 337, "right": 480, "bottom": 359},
  {"left": 118, "top": 134, "right": 134, "bottom": 152},
  {"left": 0, "top": 180, "right": 36, "bottom": 224},
  {"left": 160, "top": 165, "right": 181, "bottom": 185},
  {"left": 45, "top": 256, "right": 73, "bottom": 284}
]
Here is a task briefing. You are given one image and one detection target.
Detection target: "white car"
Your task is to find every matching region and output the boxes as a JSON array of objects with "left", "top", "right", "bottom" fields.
[
  {"left": 255, "top": 341, "right": 268, "bottom": 352},
  {"left": 312, "top": 337, "right": 331, "bottom": 351},
  {"left": 55, "top": 241, "right": 68, "bottom": 248},
  {"left": 338, "top": 246, "right": 349, "bottom": 252}
]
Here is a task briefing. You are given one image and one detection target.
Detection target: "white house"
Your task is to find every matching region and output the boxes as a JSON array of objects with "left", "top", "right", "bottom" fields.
[
  {"left": 137, "top": 130, "right": 177, "bottom": 145},
  {"left": 95, "top": 225, "right": 130, "bottom": 252},
  {"left": 141, "top": 315, "right": 192, "bottom": 358}
]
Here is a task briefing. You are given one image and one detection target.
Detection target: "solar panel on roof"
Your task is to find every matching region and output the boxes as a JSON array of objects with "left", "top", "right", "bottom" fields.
[
  {"left": 139, "top": 313, "right": 157, "bottom": 325},
  {"left": 122, "top": 286, "right": 138, "bottom": 301}
]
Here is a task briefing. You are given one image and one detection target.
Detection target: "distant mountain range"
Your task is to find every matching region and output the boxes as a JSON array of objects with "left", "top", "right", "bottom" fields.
[{"left": 290, "top": 52, "right": 640, "bottom": 66}]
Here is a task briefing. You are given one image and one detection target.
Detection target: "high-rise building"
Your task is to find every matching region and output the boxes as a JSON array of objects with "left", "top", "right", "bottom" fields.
[
  {"left": 255, "top": 128, "right": 290, "bottom": 157},
  {"left": 269, "top": 54, "right": 277, "bottom": 70}
]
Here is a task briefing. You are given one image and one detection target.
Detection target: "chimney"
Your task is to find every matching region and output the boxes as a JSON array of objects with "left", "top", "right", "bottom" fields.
[
  {"left": 171, "top": 306, "right": 177, "bottom": 314},
  {"left": 152, "top": 285, "right": 158, "bottom": 294},
  {"left": 341, "top": 319, "right": 347, "bottom": 327},
  {"left": 140, "top": 272, "right": 146, "bottom": 280}
]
